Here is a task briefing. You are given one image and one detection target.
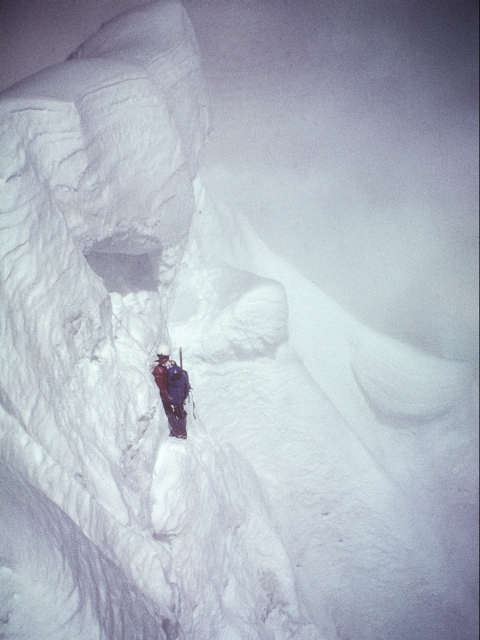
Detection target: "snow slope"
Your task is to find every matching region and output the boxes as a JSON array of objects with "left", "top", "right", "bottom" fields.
[
  {"left": 0, "top": 2, "right": 478, "bottom": 639},
  {"left": 170, "top": 185, "right": 479, "bottom": 640}
]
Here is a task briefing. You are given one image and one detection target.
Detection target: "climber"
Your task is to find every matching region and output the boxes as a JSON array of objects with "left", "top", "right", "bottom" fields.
[{"left": 152, "top": 344, "right": 189, "bottom": 439}]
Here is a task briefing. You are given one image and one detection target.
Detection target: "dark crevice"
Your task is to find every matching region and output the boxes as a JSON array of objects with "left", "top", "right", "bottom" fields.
[{"left": 85, "top": 252, "right": 159, "bottom": 295}]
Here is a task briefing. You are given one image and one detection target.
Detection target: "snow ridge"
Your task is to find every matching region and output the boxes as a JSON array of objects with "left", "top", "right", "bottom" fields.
[
  {"left": 150, "top": 427, "right": 318, "bottom": 640},
  {"left": 0, "top": 3, "right": 316, "bottom": 639}
]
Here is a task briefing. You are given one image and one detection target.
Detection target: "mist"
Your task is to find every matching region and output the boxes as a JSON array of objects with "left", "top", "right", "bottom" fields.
[
  {"left": 1, "top": 0, "right": 478, "bottom": 363},
  {"left": 0, "top": 2, "right": 478, "bottom": 638},
  {"left": 185, "top": 0, "right": 479, "bottom": 363}
]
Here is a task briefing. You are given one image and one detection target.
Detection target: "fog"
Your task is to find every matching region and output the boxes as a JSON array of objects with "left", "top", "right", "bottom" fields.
[
  {"left": 1, "top": 0, "right": 477, "bottom": 363},
  {"left": 0, "top": 3, "right": 478, "bottom": 638}
]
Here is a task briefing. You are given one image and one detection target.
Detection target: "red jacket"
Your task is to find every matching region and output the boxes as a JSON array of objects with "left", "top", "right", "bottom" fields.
[{"left": 152, "top": 363, "right": 169, "bottom": 399}]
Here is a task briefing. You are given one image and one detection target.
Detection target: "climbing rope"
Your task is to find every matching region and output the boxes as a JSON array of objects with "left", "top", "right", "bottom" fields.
[{"left": 112, "top": 312, "right": 150, "bottom": 357}]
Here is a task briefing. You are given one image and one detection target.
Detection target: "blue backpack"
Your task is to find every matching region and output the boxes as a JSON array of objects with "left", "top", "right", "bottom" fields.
[{"left": 167, "top": 363, "right": 190, "bottom": 405}]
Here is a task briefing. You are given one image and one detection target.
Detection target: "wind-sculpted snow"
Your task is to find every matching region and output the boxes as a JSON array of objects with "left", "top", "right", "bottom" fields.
[
  {"left": 0, "top": 2, "right": 478, "bottom": 639},
  {"left": 0, "top": 463, "right": 161, "bottom": 640},
  {"left": 68, "top": 1, "right": 208, "bottom": 180},
  {"left": 172, "top": 264, "right": 288, "bottom": 363},
  {"left": 150, "top": 431, "right": 319, "bottom": 640},
  {"left": 170, "top": 184, "right": 479, "bottom": 640},
  {"left": 0, "top": 3, "right": 316, "bottom": 639},
  {"left": 351, "top": 336, "right": 472, "bottom": 423},
  {"left": 0, "top": 4, "right": 209, "bottom": 259},
  {"left": 1, "top": 59, "right": 193, "bottom": 256},
  {"left": 0, "top": 0, "right": 205, "bottom": 511}
]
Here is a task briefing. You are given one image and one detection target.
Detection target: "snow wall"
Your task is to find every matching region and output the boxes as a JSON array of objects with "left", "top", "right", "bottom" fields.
[{"left": 0, "top": 2, "right": 478, "bottom": 640}]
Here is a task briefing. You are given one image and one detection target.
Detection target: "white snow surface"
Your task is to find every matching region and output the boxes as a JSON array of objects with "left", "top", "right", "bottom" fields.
[{"left": 0, "top": 2, "right": 478, "bottom": 640}]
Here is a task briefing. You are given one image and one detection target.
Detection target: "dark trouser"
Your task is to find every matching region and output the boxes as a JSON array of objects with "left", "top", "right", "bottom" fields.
[{"left": 162, "top": 399, "right": 187, "bottom": 439}]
